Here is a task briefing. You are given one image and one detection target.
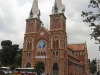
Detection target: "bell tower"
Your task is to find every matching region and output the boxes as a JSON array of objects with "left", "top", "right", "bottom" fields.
[
  {"left": 49, "top": 0, "right": 67, "bottom": 50},
  {"left": 50, "top": 0, "right": 66, "bottom": 32},
  {"left": 49, "top": 0, "right": 68, "bottom": 75},
  {"left": 21, "top": 0, "right": 42, "bottom": 68}
]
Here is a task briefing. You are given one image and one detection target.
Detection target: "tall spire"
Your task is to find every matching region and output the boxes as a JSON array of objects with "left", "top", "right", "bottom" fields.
[
  {"left": 52, "top": 0, "right": 65, "bottom": 14},
  {"left": 28, "top": 0, "right": 40, "bottom": 19}
]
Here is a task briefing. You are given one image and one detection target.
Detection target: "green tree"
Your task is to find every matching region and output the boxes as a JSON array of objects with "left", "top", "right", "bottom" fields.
[
  {"left": 1, "top": 40, "right": 19, "bottom": 66},
  {"left": 10, "top": 49, "right": 22, "bottom": 70},
  {"left": 34, "top": 61, "right": 45, "bottom": 75},
  {"left": 89, "top": 59, "right": 97, "bottom": 74},
  {"left": 11, "top": 44, "right": 19, "bottom": 64},
  {"left": 15, "top": 49, "right": 22, "bottom": 67},
  {"left": 81, "top": 0, "right": 100, "bottom": 44}
]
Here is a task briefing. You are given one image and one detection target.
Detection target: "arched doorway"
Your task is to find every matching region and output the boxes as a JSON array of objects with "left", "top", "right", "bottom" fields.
[
  {"left": 34, "top": 61, "right": 45, "bottom": 75},
  {"left": 53, "top": 63, "right": 59, "bottom": 75},
  {"left": 26, "top": 63, "right": 31, "bottom": 68}
]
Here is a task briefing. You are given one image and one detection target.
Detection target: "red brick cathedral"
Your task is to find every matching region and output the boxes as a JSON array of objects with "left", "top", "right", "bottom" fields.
[{"left": 21, "top": 0, "right": 90, "bottom": 75}]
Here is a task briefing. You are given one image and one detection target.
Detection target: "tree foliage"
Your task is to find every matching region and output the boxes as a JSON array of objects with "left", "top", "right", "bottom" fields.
[
  {"left": 1, "top": 40, "right": 12, "bottom": 46},
  {"left": 81, "top": 0, "right": 100, "bottom": 44},
  {"left": 0, "top": 40, "right": 22, "bottom": 68},
  {"left": 89, "top": 59, "right": 97, "bottom": 74},
  {"left": 15, "top": 49, "right": 22, "bottom": 67},
  {"left": 34, "top": 61, "right": 45, "bottom": 75}
]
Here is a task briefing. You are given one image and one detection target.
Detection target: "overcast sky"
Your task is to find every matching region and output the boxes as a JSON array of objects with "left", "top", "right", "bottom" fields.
[{"left": 0, "top": 0, "right": 99, "bottom": 60}]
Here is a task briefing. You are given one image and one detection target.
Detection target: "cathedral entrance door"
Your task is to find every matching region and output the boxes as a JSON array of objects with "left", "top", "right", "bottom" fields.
[
  {"left": 53, "top": 63, "right": 59, "bottom": 75},
  {"left": 26, "top": 63, "right": 31, "bottom": 68}
]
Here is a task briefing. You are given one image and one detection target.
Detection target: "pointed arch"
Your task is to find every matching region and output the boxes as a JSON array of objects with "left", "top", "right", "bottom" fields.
[
  {"left": 52, "top": 36, "right": 60, "bottom": 49},
  {"left": 30, "top": 43, "right": 32, "bottom": 49},
  {"left": 53, "top": 63, "right": 59, "bottom": 75},
  {"left": 53, "top": 40, "right": 56, "bottom": 48},
  {"left": 26, "top": 53, "right": 28, "bottom": 57},
  {"left": 29, "top": 53, "right": 31, "bottom": 58},
  {"left": 56, "top": 40, "right": 59, "bottom": 48},
  {"left": 26, "top": 63, "right": 31, "bottom": 68},
  {"left": 44, "top": 52, "right": 46, "bottom": 56},
  {"left": 56, "top": 51, "right": 58, "bottom": 56},
  {"left": 27, "top": 43, "right": 30, "bottom": 49},
  {"left": 27, "top": 38, "right": 33, "bottom": 50},
  {"left": 53, "top": 52, "right": 55, "bottom": 57}
]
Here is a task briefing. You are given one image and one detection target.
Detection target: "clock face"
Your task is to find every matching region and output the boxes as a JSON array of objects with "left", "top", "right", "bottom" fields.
[
  {"left": 40, "top": 32, "right": 44, "bottom": 35},
  {"left": 37, "top": 40, "right": 46, "bottom": 49}
]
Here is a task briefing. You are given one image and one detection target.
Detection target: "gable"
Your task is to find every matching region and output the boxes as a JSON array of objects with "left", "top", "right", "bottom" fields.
[
  {"left": 35, "top": 26, "right": 49, "bottom": 42},
  {"left": 37, "top": 26, "right": 49, "bottom": 35}
]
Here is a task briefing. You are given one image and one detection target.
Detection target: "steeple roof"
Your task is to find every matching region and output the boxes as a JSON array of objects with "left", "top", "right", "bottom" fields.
[
  {"left": 52, "top": 0, "right": 65, "bottom": 14},
  {"left": 28, "top": 0, "right": 40, "bottom": 19}
]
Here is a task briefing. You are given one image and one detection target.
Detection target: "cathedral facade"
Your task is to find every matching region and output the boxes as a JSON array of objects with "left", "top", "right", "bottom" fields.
[{"left": 21, "top": 0, "right": 90, "bottom": 75}]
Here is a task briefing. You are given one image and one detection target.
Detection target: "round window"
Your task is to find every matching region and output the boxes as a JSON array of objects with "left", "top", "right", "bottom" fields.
[{"left": 37, "top": 40, "right": 46, "bottom": 49}]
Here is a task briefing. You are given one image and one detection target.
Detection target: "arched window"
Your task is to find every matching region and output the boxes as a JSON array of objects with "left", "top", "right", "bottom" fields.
[
  {"left": 27, "top": 38, "right": 32, "bottom": 50},
  {"left": 26, "top": 53, "right": 28, "bottom": 57},
  {"left": 28, "top": 22, "right": 34, "bottom": 32},
  {"left": 53, "top": 40, "right": 56, "bottom": 48},
  {"left": 52, "top": 36, "right": 59, "bottom": 49},
  {"left": 56, "top": 51, "right": 58, "bottom": 56},
  {"left": 53, "top": 63, "right": 59, "bottom": 75},
  {"left": 26, "top": 63, "right": 31, "bottom": 68},
  {"left": 29, "top": 53, "right": 31, "bottom": 58},
  {"left": 30, "top": 43, "right": 32, "bottom": 49},
  {"left": 53, "top": 52, "right": 55, "bottom": 57},
  {"left": 54, "top": 18, "right": 59, "bottom": 28},
  {"left": 56, "top": 40, "right": 59, "bottom": 48},
  {"left": 27, "top": 43, "right": 29, "bottom": 49}
]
